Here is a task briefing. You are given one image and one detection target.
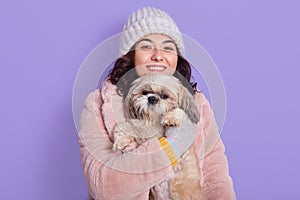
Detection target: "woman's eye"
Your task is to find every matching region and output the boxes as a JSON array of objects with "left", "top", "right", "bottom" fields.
[
  {"left": 141, "top": 45, "right": 152, "bottom": 50},
  {"left": 164, "top": 46, "right": 175, "bottom": 51},
  {"left": 160, "top": 94, "right": 169, "bottom": 99}
]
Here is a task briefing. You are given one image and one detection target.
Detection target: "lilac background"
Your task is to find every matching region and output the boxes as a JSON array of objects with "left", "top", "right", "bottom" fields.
[{"left": 1, "top": 0, "right": 299, "bottom": 199}]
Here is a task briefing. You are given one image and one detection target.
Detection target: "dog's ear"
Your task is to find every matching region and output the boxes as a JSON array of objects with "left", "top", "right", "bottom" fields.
[
  {"left": 124, "top": 95, "right": 136, "bottom": 119},
  {"left": 179, "top": 85, "right": 200, "bottom": 124}
]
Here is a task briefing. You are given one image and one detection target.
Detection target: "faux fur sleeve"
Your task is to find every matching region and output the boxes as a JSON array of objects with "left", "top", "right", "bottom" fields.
[
  {"left": 78, "top": 89, "right": 174, "bottom": 200},
  {"left": 195, "top": 92, "right": 236, "bottom": 200}
]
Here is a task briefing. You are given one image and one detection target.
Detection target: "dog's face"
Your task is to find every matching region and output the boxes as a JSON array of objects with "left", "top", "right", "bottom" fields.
[{"left": 124, "top": 74, "right": 200, "bottom": 123}]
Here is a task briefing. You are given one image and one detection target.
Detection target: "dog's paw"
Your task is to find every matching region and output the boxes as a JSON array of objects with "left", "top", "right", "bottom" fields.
[
  {"left": 161, "top": 108, "right": 187, "bottom": 127},
  {"left": 113, "top": 135, "right": 135, "bottom": 151}
]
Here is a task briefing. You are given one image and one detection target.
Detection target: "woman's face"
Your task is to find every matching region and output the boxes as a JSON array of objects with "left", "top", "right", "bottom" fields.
[{"left": 134, "top": 34, "right": 178, "bottom": 77}]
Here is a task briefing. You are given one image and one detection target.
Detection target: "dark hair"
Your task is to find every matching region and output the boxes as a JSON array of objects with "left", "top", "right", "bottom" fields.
[{"left": 107, "top": 50, "right": 198, "bottom": 97}]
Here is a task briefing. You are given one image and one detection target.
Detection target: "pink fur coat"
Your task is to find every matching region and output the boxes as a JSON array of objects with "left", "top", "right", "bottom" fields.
[{"left": 78, "top": 80, "right": 236, "bottom": 200}]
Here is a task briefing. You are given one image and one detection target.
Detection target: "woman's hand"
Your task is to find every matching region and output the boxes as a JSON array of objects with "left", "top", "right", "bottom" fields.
[{"left": 160, "top": 118, "right": 197, "bottom": 166}]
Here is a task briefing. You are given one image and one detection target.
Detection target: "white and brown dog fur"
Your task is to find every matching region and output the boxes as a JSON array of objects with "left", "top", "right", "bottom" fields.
[{"left": 113, "top": 74, "right": 206, "bottom": 200}]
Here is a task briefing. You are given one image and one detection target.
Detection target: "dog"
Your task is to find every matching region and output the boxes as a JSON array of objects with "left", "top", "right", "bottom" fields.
[{"left": 113, "top": 74, "right": 206, "bottom": 200}]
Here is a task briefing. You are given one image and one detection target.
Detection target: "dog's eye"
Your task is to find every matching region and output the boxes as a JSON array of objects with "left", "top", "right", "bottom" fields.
[
  {"left": 142, "top": 90, "right": 149, "bottom": 95},
  {"left": 160, "top": 94, "right": 169, "bottom": 99}
]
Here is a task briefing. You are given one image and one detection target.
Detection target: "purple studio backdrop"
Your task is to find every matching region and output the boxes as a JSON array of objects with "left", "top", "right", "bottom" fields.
[{"left": 1, "top": 0, "right": 299, "bottom": 199}]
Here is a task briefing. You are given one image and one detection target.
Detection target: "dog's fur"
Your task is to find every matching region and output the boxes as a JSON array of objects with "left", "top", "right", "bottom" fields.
[{"left": 113, "top": 74, "right": 206, "bottom": 199}]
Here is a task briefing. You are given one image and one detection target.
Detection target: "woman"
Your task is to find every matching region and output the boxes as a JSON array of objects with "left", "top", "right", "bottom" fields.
[{"left": 78, "top": 7, "right": 236, "bottom": 200}]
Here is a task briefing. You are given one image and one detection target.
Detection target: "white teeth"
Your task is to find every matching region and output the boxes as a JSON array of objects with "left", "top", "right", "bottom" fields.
[{"left": 147, "top": 66, "right": 166, "bottom": 71}]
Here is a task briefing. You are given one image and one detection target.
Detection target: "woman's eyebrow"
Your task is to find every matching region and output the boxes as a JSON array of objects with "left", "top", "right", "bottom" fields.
[
  {"left": 162, "top": 40, "right": 176, "bottom": 45},
  {"left": 136, "top": 39, "right": 175, "bottom": 44},
  {"left": 136, "top": 38, "right": 153, "bottom": 44}
]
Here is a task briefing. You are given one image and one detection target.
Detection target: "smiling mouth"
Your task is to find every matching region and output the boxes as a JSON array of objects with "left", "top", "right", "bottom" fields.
[{"left": 146, "top": 65, "right": 167, "bottom": 72}]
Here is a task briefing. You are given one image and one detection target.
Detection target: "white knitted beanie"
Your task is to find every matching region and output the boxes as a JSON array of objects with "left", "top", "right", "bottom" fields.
[{"left": 120, "top": 7, "right": 184, "bottom": 56}]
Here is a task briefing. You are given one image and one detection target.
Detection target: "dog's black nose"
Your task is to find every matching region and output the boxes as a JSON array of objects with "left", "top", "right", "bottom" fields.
[{"left": 148, "top": 96, "right": 158, "bottom": 105}]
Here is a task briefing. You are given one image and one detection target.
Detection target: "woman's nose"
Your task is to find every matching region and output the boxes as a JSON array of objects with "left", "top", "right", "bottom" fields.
[{"left": 151, "top": 48, "right": 164, "bottom": 61}]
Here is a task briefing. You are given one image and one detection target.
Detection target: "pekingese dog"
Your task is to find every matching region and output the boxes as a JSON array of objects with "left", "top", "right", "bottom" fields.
[{"left": 113, "top": 74, "right": 206, "bottom": 200}]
